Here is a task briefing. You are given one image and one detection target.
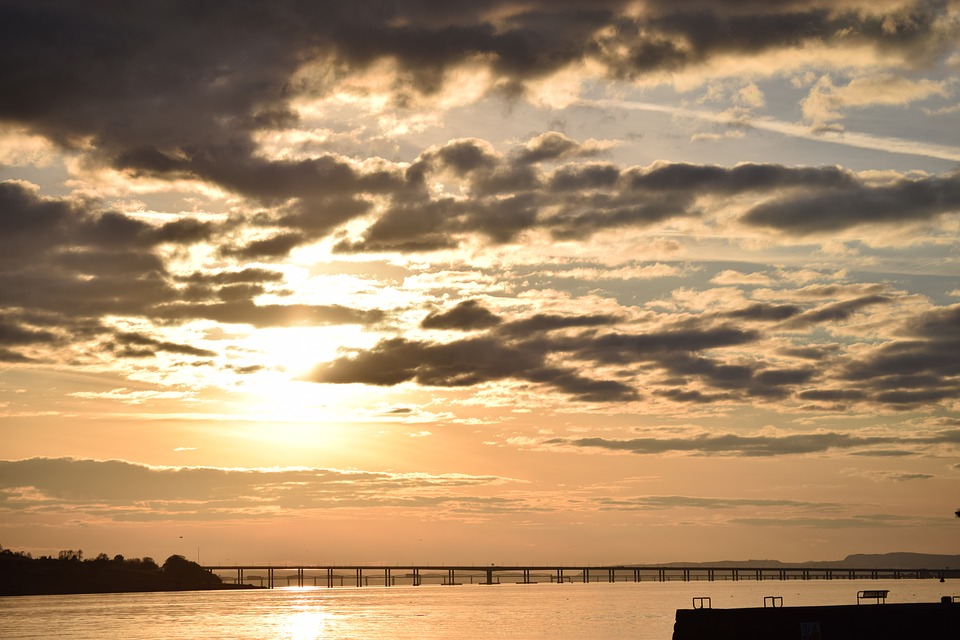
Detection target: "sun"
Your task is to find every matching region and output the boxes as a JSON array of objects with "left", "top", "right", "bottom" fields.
[{"left": 241, "top": 325, "right": 366, "bottom": 377}]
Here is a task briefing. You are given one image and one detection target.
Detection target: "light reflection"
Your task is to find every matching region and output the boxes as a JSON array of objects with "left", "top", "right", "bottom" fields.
[{"left": 282, "top": 609, "right": 331, "bottom": 640}]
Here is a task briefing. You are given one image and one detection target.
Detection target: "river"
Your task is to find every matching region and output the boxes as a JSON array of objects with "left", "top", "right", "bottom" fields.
[{"left": 0, "top": 579, "right": 954, "bottom": 639}]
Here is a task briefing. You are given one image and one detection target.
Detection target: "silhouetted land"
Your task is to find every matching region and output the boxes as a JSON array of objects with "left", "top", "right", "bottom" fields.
[
  {"left": 0, "top": 547, "right": 259, "bottom": 596},
  {"left": 656, "top": 552, "right": 960, "bottom": 570}
]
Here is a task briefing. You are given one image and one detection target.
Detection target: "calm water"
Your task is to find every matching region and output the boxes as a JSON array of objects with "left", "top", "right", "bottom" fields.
[{"left": 1, "top": 580, "right": 955, "bottom": 639}]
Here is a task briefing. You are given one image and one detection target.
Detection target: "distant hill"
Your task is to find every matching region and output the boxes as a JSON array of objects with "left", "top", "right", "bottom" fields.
[
  {"left": 813, "top": 553, "right": 960, "bottom": 569},
  {"left": 0, "top": 549, "right": 258, "bottom": 596},
  {"left": 657, "top": 552, "right": 960, "bottom": 569}
]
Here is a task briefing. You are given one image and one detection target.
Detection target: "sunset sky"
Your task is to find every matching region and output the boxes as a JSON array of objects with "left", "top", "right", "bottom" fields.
[{"left": 2, "top": 0, "right": 959, "bottom": 566}]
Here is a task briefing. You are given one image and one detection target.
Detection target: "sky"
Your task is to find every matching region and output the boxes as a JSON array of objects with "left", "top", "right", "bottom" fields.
[{"left": 1, "top": 0, "right": 959, "bottom": 567}]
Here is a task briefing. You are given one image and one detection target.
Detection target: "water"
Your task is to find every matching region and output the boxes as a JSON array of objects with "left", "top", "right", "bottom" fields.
[{"left": 1, "top": 580, "right": 954, "bottom": 639}]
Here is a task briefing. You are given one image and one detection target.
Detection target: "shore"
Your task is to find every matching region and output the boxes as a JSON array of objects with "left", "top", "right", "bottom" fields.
[{"left": 0, "top": 550, "right": 262, "bottom": 597}]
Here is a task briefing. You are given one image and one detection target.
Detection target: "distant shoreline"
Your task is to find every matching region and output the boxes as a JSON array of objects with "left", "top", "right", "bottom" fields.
[
  {"left": 0, "top": 549, "right": 263, "bottom": 597},
  {"left": 1, "top": 583, "right": 262, "bottom": 598}
]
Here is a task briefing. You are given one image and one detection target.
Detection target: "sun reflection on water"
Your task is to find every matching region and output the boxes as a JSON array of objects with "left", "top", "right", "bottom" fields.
[{"left": 282, "top": 609, "right": 331, "bottom": 640}]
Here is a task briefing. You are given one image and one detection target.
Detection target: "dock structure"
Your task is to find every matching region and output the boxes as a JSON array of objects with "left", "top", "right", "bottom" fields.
[
  {"left": 673, "top": 599, "right": 960, "bottom": 640},
  {"left": 202, "top": 564, "right": 959, "bottom": 589}
]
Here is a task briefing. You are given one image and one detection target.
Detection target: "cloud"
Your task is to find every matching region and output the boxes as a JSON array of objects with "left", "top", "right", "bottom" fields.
[
  {"left": 802, "top": 73, "right": 953, "bottom": 131},
  {"left": 595, "top": 495, "right": 844, "bottom": 512},
  {"left": 153, "top": 301, "right": 385, "bottom": 329},
  {"left": 110, "top": 332, "right": 217, "bottom": 359},
  {"left": 1, "top": 1, "right": 953, "bottom": 213},
  {"left": 584, "top": 97, "right": 960, "bottom": 162},
  {"left": 303, "top": 291, "right": 960, "bottom": 409},
  {"left": 309, "top": 298, "right": 836, "bottom": 402},
  {"left": 0, "top": 457, "right": 518, "bottom": 522},
  {"left": 335, "top": 139, "right": 884, "bottom": 252},
  {"left": 311, "top": 334, "right": 639, "bottom": 402},
  {"left": 842, "top": 468, "right": 936, "bottom": 482},
  {"left": 786, "top": 295, "right": 892, "bottom": 326},
  {"left": 546, "top": 428, "right": 960, "bottom": 457},
  {"left": 512, "top": 132, "right": 614, "bottom": 164},
  {"left": 742, "top": 171, "right": 960, "bottom": 235},
  {"left": 728, "top": 514, "right": 933, "bottom": 529},
  {"left": 0, "top": 181, "right": 386, "bottom": 366},
  {"left": 726, "top": 302, "right": 803, "bottom": 322},
  {"left": 421, "top": 300, "right": 503, "bottom": 330},
  {"left": 840, "top": 304, "right": 960, "bottom": 406}
]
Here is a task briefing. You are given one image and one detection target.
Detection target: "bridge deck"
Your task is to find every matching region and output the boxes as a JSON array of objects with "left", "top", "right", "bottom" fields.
[{"left": 201, "top": 564, "right": 955, "bottom": 589}]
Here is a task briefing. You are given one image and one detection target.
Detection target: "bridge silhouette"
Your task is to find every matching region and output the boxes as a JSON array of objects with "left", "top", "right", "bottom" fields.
[{"left": 203, "top": 564, "right": 957, "bottom": 589}]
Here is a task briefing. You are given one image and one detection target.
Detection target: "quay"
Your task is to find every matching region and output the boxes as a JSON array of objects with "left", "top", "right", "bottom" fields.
[
  {"left": 201, "top": 564, "right": 960, "bottom": 589},
  {"left": 673, "top": 595, "right": 960, "bottom": 639}
]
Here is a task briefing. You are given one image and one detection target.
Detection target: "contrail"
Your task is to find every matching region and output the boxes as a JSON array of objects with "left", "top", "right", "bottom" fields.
[{"left": 578, "top": 98, "right": 960, "bottom": 163}]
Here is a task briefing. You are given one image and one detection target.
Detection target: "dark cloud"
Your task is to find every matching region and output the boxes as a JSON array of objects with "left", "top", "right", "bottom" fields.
[
  {"left": 0, "top": 347, "right": 34, "bottom": 363},
  {"left": 840, "top": 304, "right": 960, "bottom": 407},
  {"left": 336, "top": 143, "right": 894, "bottom": 252},
  {"left": 548, "top": 163, "right": 622, "bottom": 191},
  {"left": 0, "top": 182, "right": 209, "bottom": 267},
  {"left": 421, "top": 300, "right": 503, "bottom": 330},
  {"left": 797, "top": 389, "right": 868, "bottom": 402},
  {"left": 726, "top": 303, "right": 803, "bottom": 321},
  {"left": 500, "top": 312, "right": 624, "bottom": 337},
  {"left": 309, "top": 311, "right": 811, "bottom": 402},
  {"left": 312, "top": 297, "right": 960, "bottom": 407},
  {"left": 1, "top": 2, "right": 957, "bottom": 420},
  {"left": 622, "top": 162, "right": 856, "bottom": 193},
  {"left": 655, "top": 388, "right": 734, "bottom": 403},
  {"left": 743, "top": 171, "right": 960, "bottom": 234},
  {"left": 548, "top": 428, "right": 960, "bottom": 457},
  {"left": 0, "top": 316, "right": 57, "bottom": 347},
  {"left": 220, "top": 232, "right": 308, "bottom": 260},
  {"left": 2, "top": 1, "right": 950, "bottom": 236},
  {"left": 154, "top": 301, "right": 385, "bottom": 329},
  {"left": 111, "top": 332, "right": 217, "bottom": 359},
  {"left": 0, "top": 181, "right": 386, "bottom": 366},
  {"left": 606, "top": 1, "right": 951, "bottom": 77},
  {"left": 575, "top": 326, "right": 758, "bottom": 362},
  {"left": 513, "top": 132, "right": 609, "bottom": 165},
  {"left": 787, "top": 295, "right": 892, "bottom": 326},
  {"left": 310, "top": 328, "right": 639, "bottom": 402},
  {"left": 178, "top": 268, "right": 286, "bottom": 286}
]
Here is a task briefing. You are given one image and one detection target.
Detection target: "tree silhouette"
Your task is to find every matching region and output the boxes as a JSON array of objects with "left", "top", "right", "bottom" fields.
[{"left": 162, "top": 554, "right": 221, "bottom": 586}]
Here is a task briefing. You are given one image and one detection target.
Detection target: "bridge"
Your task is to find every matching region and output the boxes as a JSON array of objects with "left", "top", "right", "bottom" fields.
[{"left": 202, "top": 564, "right": 958, "bottom": 589}]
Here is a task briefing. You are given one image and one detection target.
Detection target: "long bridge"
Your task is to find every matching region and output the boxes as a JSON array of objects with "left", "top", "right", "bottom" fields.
[{"left": 202, "top": 564, "right": 958, "bottom": 589}]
